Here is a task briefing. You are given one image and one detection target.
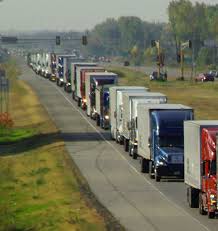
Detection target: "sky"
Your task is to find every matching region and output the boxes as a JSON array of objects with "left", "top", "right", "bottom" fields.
[{"left": 0, "top": 0, "right": 217, "bottom": 32}]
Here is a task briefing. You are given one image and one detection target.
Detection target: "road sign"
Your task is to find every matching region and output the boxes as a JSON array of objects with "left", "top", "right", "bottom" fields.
[{"left": 1, "top": 36, "right": 18, "bottom": 44}]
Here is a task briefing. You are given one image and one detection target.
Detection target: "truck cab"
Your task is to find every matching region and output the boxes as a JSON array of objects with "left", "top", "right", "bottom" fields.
[
  {"left": 184, "top": 121, "right": 218, "bottom": 219},
  {"left": 150, "top": 110, "right": 193, "bottom": 181}
]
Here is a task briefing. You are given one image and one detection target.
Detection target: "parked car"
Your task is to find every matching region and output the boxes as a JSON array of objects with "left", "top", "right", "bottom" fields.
[
  {"left": 208, "top": 70, "right": 218, "bottom": 78},
  {"left": 150, "top": 71, "right": 167, "bottom": 81},
  {"left": 195, "top": 73, "right": 214, "bottom": 82}
]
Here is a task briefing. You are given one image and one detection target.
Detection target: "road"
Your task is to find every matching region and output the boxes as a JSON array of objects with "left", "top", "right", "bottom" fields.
[{"left": 19, "top": 60, "right": 218, "bottom": 231}]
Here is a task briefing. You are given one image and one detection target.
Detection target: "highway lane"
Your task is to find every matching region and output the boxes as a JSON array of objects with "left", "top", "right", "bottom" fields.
[{"left": 19, "top": 61, "right": 218, "bottom": 231}]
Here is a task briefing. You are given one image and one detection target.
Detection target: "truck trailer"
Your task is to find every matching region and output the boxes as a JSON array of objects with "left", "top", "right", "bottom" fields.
[
  {"left": 137, "top": 104, "right": 194, "bottom": 181},
  {"left": 184, "top": 121, "right": 218, "bottom": 218},
  {"left": 70, "top": 63, "right": 97, "bottom": 101},
  {"left": 76, "top": 66, "right": 105, "bottom": 108},
  {"left": 126, "top": 92, "right": 167, "bottom": 158},
  {"left": 109, "top": 86, "right": 149, "bottom": 142},
  {"left": 85, "top": 72, "right": 118, "bottom": 117},
  {"left": 121, "top": 92, "right": 165, "bottom": 152}
]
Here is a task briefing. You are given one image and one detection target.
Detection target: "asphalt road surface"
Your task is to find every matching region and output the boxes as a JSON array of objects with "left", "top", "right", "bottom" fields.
[{"left": 19, "top": 60, "right": 218, "bottom": 231}]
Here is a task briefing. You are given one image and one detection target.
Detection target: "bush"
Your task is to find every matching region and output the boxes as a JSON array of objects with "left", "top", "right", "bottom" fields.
[{"left": 0, "top": 112, "right": 13, "bottom": 130}]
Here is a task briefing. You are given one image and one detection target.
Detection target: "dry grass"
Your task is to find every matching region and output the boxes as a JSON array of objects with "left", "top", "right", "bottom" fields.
[{"left": 0, "top": 60, "right": 107, "bottom": 231}]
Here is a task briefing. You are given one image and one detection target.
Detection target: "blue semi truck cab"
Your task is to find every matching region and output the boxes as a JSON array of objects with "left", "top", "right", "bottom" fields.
[
  {"left": 95, "top": 85, "right": 113, "bottom": 129},
  {"left": 137, "top": 104, "right": 194, "bottom": 181}
]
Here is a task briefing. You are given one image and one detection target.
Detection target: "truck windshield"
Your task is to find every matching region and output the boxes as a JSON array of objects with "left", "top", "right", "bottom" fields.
[{"left": 158, "top": 135, "right": 183, "bottom": 147}]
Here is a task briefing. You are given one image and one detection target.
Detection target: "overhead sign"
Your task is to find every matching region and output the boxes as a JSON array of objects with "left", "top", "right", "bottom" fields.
[
  {"left": 1, "top": 36, "right": 18, "bottom": 44},
  {"left": 203, "top": 40, "right": 218, "bottom": 48}
]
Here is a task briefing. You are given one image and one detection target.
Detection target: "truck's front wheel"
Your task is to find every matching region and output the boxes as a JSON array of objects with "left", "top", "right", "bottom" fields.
[
  {"left": 208, "top": 212, "right": 215, "bottom": 219},
  {"left": 199, "top": 193, "right": 207, "bottom": 215},
  {"left": 187, "top": 186, "right": 199, "bottom": 208},
  {"left": 149, "top": 161, "right": 154, "bottom": 178},
  {"left": 124, "top": 138, "right": 129, "bottom": 152},
  {"left": 155, "top": 168, "right": 161, "bottom": 182},
  {"left": 141, "top": 158, "right": 149, "bottom": 173}
]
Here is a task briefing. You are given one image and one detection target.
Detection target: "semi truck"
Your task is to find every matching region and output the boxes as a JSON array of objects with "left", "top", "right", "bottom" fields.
[
  {"left": 126, "top": 92, "right": 167, "bottom": 158},
  {"left": 56, "top": 55, "right": 76, "bottom": 87},
  {"left": 76, "top": 66, "right": 105, "bottom": 109},
  {"left": 95, "top": 85, "right": 114, "bottom": 129},
  {"left": 137, "top": 104, "right": 194, "bottom": 181},
  {"left": 70, "top": 63, "right": 97, "bottom": 101},
  {"left": 85, "top": 72, "right": 118, "bottom": 117},
  {"left": 184, "top": 121, "right": 218, "bottom": 218},
  {"left": 109, "top": 86, "right": 149, "bottom": 142},
  {"left": 49, "top": 53, "right": 57, "bottom": 81}
]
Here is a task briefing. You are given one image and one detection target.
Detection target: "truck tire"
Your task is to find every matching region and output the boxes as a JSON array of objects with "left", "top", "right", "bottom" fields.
[
  {"left": 149, "top": 161, "right": 154, "bottom": 178},
  {"left": 187, "top": 187, "right": 199, "bottom": 208},
  {"left": 96, "top": 115, "right": 100, "bottom": 126},
  {"left": 208, "top": 212, "right": 215, "bottom": 219},
  {"left": 124, "top": 138, "right": 129, "bottom": 152},
  {"left": 199, "top": 193, "right": 207, "bottom": 215},
  {"left": 78, "top": 99, "right": 81, "bottom": 107},
  {"left": 132, "top": 146, "right": 138, "bottom": 159},
  {"left": 128, "top": 145, "right": 132, "bottom": 156},
  {"left": 72, "top": 92, "right": 75, "bottom": 100},
  {"left": 141, "top": 158, "right": 149, "bottom": 173},
  {"left": 56, "top": 79, "right": 59, "bottom": 86},
  {"left": 155, "top": 168, "right": 161, "bottom": 182}
]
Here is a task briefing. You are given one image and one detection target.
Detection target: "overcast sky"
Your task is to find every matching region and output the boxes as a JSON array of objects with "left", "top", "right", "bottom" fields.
[{"left": 0, "top": 0, "right": 217, "bottom": 32}]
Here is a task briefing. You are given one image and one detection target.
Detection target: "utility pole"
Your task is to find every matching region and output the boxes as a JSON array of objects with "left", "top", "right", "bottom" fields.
[
  {"left": 151, "top": 40, "right": 165, "bottom": 81},
  {"left": 177, "top": 40, "right": 192, "bottom": 80}
]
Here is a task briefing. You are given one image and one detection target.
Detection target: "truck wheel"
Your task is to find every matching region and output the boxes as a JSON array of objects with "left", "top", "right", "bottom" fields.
[
  {"left": 128, "top": 145, "right": 132, "bottom": 156},
  {"left": 187, "top": 187, "right": 199, "bottom": 208},
  {"left": 141, "top": 158, "right": 149, "bottom": 173},
  {"left": 124, "top": 138, "right": 129, "bottom": 152},
  {"left": 77, "top": 99, "right": 81, "bottom": 107},
  {"left": 56, "top": 79, "right": 59, "bottom": 86},
  {"left": 72, "top": 92, "right": 75, "bottom": 100},
  {"left": 155, "top": 168, "right": 161, "bottom": 182},
  {"left": 149, "top": 161, "right": 154, "bottom": 178},
  {"left": 199, "top": 193, "right": 207, "bottom": 215},
  {"left": 96, "top": 115, "right": 100, "bottom": 126},
  {"left": 132, "top": 146, "right": 138, "bottom": 159},
  {"left": 208, "top": 212, "right": 215, "bottom": 219}
]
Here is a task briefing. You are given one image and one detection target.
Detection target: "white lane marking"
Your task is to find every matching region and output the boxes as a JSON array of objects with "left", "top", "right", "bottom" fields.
[{"left": 47, "top": 80, "right": 210, "bottom": 231}]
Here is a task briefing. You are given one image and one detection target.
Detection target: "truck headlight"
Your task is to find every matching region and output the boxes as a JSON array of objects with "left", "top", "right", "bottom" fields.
[
  {"left": 105, "top": 115, "right": 109, "bottom": 120},
  {"left": 210, "top": 194, "right": 215, "bottom": 200}
]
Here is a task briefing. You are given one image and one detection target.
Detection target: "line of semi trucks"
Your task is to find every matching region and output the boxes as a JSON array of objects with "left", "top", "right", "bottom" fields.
[{"left": 27, "top": 52, "right": 218, "bottom": 219}]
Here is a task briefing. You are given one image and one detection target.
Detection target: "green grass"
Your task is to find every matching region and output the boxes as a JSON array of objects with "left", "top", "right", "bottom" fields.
[{"left": 0, "top": 128, "right": 35, "bottom": 143}]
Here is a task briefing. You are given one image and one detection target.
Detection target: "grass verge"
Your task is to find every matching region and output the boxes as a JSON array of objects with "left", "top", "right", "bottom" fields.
[{"left": 0, "top": 60, "right": 113, "bottom": 231}]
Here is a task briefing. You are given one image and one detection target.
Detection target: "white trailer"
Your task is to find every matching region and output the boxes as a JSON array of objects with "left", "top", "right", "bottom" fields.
[
  {"left": 123, "top": 92, "right": 167, "bottom": 155},
  {"left": 85, "top": 72, "right": 118, "bottom": 117},
  {"left": 109, "top": 86, "right": 149, "bottom": 141}
]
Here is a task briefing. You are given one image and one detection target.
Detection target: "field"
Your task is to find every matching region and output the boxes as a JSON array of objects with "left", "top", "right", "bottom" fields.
[
  {"left": 109, "top": 66, "right": 218, "bottom": 120},
  {"left": 0, "top": 60, "right": 108, "bottom": 231}
]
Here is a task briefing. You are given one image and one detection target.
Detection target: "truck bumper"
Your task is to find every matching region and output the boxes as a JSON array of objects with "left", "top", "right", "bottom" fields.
[{"left": 156, "top": 164, "right": 184, "bottom": 178}]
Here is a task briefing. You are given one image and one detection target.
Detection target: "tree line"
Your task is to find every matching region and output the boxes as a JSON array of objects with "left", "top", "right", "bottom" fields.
[{"left": 85, "top": 0, "right": 218, "bottom": 67}]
